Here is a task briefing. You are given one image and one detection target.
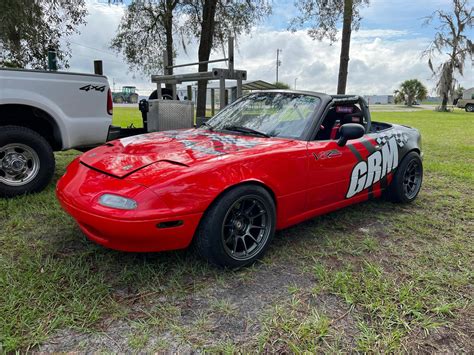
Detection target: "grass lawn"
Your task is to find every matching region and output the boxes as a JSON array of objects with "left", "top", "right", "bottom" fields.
[
  {"left": 112, "top": 106, "right": 144, "bottom": 128},
  {"left": 0, "top": 109, "right": 472, "bottom": 352},
  {"left": 111, "top": 105, "right": 215, "bottom": 128}
]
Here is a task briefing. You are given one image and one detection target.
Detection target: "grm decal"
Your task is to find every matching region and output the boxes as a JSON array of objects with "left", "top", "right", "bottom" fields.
[{"left": 346, "top": 137, "right": 398, "bottom": 198}]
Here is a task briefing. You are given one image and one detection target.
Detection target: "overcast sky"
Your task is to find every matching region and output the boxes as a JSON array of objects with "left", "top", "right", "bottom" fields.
[{"left": 66, "top": 0, "right": 474, "bottom": 96}]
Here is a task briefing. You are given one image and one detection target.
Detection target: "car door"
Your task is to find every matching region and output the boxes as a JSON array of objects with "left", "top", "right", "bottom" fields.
[{"left": 305, "top": 135, "right": 379, "bottom": 212}]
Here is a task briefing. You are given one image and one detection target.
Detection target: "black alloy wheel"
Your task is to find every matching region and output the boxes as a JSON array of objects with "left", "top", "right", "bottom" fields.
[
  {"left": 402, "top": 159, "right": 422, "bottom": 200},
  {"left": 388, "top": 151, "right": 423, "bottom": 203},
  {"left": 221, "top": 196, "right": 272, "bottom": 261},
  {"left": 194, "top": 185, "right": 276, "bottom": 268}
]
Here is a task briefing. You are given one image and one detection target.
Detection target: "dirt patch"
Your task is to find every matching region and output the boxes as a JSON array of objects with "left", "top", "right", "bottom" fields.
[
  {"left": 38, "top": 262, "right": 318, "bottom": 352},
  {"left": 404, "top": 313, "right": 474, "bottom": 353}
]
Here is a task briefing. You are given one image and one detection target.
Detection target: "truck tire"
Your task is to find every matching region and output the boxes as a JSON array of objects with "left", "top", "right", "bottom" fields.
[
  {"left": 465, "top": 104, "right": 474, "bottom": 112},
  {"left": 0, "top": 126, "right": 55, "bottom": 198}
]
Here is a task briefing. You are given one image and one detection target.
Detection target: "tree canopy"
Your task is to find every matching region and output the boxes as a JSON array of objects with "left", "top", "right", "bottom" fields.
[
  {"left": 290, "top": 0, "right": 369, "bottom": 42},
  {"left": 182, "top": 0, "right": 271, "bottom": 117},
  {"left": 422, "top": 0, "right": 473, "bottom": 111},
  {"left": 110, "top": 0, "right": 271, "bottom": 116},
  {"left": 273, "top": 81, "right": 291, "bottom": 89},
  {"left": 290, "top": 0, "right": 370, "bottom": 94},
  {"left": 111, "top": 0, "right": 179, "bottom": 76},
  {"left": 111, "top": 0, "right": 271, "bottom": 76},
  {"left": 0, "top": 0, "right": 87, "bottom": 69}
]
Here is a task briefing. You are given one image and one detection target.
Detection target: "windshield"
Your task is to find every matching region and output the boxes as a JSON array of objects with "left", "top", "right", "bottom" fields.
[{"left": 206, "top": 92, "right": 321, "bottom": 139}]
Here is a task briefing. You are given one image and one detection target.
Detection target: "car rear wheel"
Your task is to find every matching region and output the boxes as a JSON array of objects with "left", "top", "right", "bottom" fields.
[
  {"left": 465, "top": 104, "right": 474, "bottom": 112},
  {"left": 194, "top": 185, "right": 276, "bottom": 268},
  {"left": 0, "top": 126, "right": 55, "bottom": 198},
  {"left": 388, "top": 151, "right": 423, "bottom": 203}
]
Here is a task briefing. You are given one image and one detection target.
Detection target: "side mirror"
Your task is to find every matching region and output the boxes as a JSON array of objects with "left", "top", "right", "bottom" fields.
[{"left": 337, "top": 123, "right": 365, "bottom": 146}]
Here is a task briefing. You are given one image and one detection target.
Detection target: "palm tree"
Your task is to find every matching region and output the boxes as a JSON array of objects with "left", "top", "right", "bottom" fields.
[{"left": 394, "top": 79, "right": 428, "bottom": 106}]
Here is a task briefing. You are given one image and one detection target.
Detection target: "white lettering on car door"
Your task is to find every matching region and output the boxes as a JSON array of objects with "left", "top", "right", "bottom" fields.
[{"left": 346, "top": 136, "right": 399, "bottom": 198}]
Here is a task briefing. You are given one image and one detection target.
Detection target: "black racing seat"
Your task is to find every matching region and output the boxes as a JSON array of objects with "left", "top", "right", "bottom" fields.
[{"left": 316, "top": 105, "right": 364, "bottom": 140}]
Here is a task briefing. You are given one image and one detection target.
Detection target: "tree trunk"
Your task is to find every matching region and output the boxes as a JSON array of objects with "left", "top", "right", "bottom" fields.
[
  {"left": 440, "top": 62, "right": 453, "bottom": 112},
  {"left": 164, "top": 0, "right": 174, "bottom": 91},
  {"left": 337, "top": 0, "right": 353, "bottom": 95},
  {"left": 441, "top": 93, "right": 449, "bottom": 111},
  {"left": 196, "top": 0, "right": 217, "bottom": 118}
]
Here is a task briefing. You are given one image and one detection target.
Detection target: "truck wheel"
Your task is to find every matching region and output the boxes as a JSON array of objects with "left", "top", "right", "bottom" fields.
[
  {"left": 194, "top": 185, "right": 276, "bottom": 268},
  {"left": 387, "top": 151, "right": 423, "bottom": 203},
  {"left": 465, "top": 104, "right": 474, "bottom": 112},
  {"left": 0, "top": 126, "right": 55, "bottom": 198}
]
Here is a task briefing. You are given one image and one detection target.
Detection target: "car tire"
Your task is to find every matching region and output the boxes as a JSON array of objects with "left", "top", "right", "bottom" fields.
[
  {"left": 387, "top": 151, "right": 423, "bottom": 203},
  {"left": 0, "top": 125, "right": 55, "bottom": 198},
  {"left": 194, "top": 184, "right": 276, "bottom": 268},
  {"left": 465, "top": 104, "right": 474, "bottom": 112}
]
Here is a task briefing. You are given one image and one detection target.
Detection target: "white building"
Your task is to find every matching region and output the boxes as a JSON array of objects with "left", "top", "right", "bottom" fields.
[{"left": 363, "top": 95, "right": 394, "bottom": 105}]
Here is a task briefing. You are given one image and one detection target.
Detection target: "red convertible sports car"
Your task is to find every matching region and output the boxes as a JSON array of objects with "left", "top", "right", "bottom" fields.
[{"left": 57, "top": 91, "right": 423, "bottom": 267}]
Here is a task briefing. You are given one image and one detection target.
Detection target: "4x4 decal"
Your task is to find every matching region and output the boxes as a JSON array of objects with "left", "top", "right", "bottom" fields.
[{"left": 79, "top": 84, "right": 105, "bottom": 92}]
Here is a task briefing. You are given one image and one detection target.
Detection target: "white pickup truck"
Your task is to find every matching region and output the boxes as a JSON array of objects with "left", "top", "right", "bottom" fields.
[{"left": 0, "top": 68, "right": 113, "bottom": 197}]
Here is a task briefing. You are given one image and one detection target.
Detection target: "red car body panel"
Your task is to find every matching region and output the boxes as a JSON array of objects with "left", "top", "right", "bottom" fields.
[{"left": 56, "top": 126, "right": 406, "bottom": 253}]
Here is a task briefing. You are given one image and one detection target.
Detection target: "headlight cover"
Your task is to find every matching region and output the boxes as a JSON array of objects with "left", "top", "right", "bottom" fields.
[{"left": 98, "top": 194, "right": 138, "bottom": 210}]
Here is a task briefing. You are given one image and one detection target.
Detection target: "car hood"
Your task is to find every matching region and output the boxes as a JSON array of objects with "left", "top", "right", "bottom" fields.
[{"left": 80, "top": 129, "right": 289, "bottom": 178}]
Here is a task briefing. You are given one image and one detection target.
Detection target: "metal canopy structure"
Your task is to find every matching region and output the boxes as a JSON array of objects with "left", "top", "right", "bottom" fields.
[
  {"left": 206, "top": 80, "right": 277, "bottom": 91},
  {"left": 241, "top": 80, "right": 277, "bottom": 91},
  {"left": 150, "top": 37, "right": 247, "bottom": 112}
]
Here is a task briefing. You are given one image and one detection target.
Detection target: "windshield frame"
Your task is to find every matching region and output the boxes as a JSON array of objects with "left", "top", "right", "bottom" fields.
[{"left": 205, "top": 91, "right": 324, "bottom": 141}]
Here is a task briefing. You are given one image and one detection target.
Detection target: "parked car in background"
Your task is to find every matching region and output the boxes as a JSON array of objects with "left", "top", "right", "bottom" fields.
[
  {"left": 456, "top": 87, "right": 474, "bottom": 112},
  {"left": 0, "top": 68, "right": 113, "bottom": 197},
  {"left": 456, "top": 98, "right": 474, "bottom": 112}
]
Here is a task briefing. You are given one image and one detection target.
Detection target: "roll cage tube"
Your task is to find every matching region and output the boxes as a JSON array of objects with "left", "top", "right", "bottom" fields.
[
  {"left": 309, "top": 95, "right": 371, "bottom": 141},
  {"left": 331, "top": 95, "right": 371, "bottom": 132}
]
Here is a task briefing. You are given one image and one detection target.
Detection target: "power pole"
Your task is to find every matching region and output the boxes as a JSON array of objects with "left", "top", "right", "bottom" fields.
[{"left": 276, "top": 49, "right": 282, "bottom": 83}]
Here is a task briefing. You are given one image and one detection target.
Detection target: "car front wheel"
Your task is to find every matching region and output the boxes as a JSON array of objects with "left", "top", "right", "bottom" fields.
[
  {"left": 194, "top": 185, "right": 276, "bottom": 268},
  {"left": 465, "top": 104, "right": 474, "bottom": 112}
]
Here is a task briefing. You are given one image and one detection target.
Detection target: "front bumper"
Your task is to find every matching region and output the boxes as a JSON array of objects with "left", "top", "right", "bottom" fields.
[
  {"left": 56, "top": 158, "right": 202, "bottom": 252},
  {"left": 58, "top": 192, "right": 202, "bottom": 252}
]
